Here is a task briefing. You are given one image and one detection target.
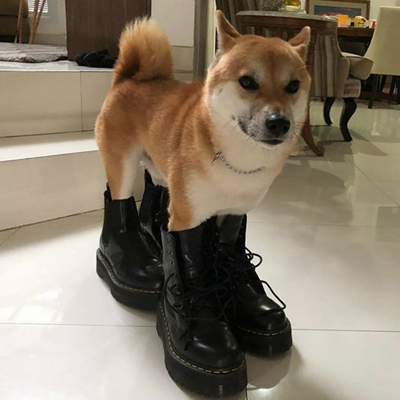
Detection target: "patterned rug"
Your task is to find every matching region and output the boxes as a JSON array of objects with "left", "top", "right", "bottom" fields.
[{"left": 0, "top": 43, "right": 67, "bottom": 63}]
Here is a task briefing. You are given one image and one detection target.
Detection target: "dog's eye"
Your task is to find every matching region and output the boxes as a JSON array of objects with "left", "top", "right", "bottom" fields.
[
  {"left": 238, "top": 76, "right": 259, "bottom": 91},
  {"left": 286, "top": 80, "right": 300, "bottom": 94}
]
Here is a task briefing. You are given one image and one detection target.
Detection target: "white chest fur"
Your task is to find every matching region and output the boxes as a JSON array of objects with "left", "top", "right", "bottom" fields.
[{"left": 188, "top": 141, "right": 292, "bottom": 223}]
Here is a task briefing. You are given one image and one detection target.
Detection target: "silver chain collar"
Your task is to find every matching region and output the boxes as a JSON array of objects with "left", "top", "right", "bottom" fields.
[{"left": 211, "top": 152, "right": 266, "bottom": 175}]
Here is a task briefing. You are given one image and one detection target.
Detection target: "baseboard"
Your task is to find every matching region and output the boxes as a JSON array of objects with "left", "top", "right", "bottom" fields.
[{"left": 34, "top": 33, "right": 67, "bottom": 46}]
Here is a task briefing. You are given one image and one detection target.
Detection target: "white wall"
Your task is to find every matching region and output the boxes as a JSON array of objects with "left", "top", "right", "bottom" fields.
[
  {"left": 152, "top": 0, "right": 195, "bottom": 47},
  {"left": 370, "top": 0, "right": 398, "bottom": 18},
  {"left": 34, "top": 0, "right": 67, "bottom": 45}
]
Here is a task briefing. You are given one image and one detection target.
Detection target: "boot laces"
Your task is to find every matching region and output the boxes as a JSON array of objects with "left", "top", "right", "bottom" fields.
[
  {"left": 165, "top": 264, "right": 234, "bottom": 350},
  {"left": 218, "top": 244, "right": 287, "bottom": 312}
]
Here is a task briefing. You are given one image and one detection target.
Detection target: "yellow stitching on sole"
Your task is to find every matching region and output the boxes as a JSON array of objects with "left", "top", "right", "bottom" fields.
[
  {"left": 159, "top": 304, "right": 244, "bottom": 375},
  {"left": 237, "top": 323, "right": 290, "bottom": 337}
]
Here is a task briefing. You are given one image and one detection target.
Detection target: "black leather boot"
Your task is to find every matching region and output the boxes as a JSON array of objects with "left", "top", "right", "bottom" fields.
[
  {"left": 139, "top": 170, "right": 169, "bottom": 249},
  {"left": 218, "top": 215, "right": 292, "bottom": 356},
  {"left": 96, "top": 187, "right": 164, "bottom": 311},
  {"left": 156, "top": 219, "right": 247, "bottom": 397}
]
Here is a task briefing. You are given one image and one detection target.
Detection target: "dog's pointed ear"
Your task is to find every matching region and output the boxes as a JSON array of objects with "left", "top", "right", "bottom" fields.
[
  {"left": 216, "top": 10, "right": 240, "bottom": 52},
  {"left": 288, "top": 27, "right": 311, "bottom": 61}
]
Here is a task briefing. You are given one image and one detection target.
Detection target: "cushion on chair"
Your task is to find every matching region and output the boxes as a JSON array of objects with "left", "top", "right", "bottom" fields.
[
  {"left": 0, "top": 15, "right": 30, "bottom": 36},
  {"left": 342, "top": 77, "right": 361, "bottom": 99},
  {"left": 0, "top": 0, "right": 29, "bottom": 18},
  {"left": 342, "top": 52, "right": 373, "bottom": 80},
  {"left": 335, "top": 56, "right": 351, "bottom": 98}
]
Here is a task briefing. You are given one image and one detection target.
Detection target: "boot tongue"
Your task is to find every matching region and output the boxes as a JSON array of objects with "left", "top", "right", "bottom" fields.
[
  {"left": 181, "top": 254, "right": 205, "bottom": 280},
  {"left": 175, "top": 225, "right": 207, "bottom": 281},
  {"left": 218, "top": 215, "right": 244, "bottom": 245}
]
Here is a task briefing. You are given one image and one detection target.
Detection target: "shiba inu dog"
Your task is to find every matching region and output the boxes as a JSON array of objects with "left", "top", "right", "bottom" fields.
[
  {"left": 95, "top": 11, "right": 311, "bottom": 397},
  {"left": 95, "top": 11, "right": 311, "bottom": 231}
]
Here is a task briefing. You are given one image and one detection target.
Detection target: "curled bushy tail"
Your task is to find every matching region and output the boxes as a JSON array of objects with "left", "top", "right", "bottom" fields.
[{"left": 113, "top": 18, "right": 173, "bottom": 85}]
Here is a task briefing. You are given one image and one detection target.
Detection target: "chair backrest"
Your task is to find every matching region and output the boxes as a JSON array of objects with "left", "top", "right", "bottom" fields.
[
  {"left": 215, "top": 0, "right": 258, "bottom": 27},
  {"left": 364, "top": 6, "right": 400, "bottom": 76}
]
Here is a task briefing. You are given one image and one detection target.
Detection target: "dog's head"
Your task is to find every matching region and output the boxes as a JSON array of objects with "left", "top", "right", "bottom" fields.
[{"left": 207, "top": 11, "right": 311, "bottom": 148}]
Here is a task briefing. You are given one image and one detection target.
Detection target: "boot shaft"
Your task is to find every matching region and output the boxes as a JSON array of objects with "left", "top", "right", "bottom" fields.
[
  {"left": 139, "top": 170, "right": 169, "bottom": 247},
  {"left": 219, "top": 214, "right": 246, "bottom": 255},
  {"left": 218, "top": 214, "right": 265, "bottom": 294},
  {"left": 161, "top": 218, "right": 219, "bottom": 280},
  {"left": 160, "top": 218, "right": 220, "bottom": 318},
  {"left": 101, "top": 187, "right": 142, "bottom": 245}
]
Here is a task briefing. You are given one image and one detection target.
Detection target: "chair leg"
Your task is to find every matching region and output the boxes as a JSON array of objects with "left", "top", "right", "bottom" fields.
[
  {"left": 379, "top": 75, "right": 387, "bottom": 93},
  {"left": 368, "top": 74, "right": 380, "bottom": 109},
  {"left": 389, "top": 76, "right": 397, "bottom": 97},
  {"left": 340, "top": 98, "right": 357, "bottom": 142},
  {"left": 323, "top": 97, "right": 335, "bottom": 125}
]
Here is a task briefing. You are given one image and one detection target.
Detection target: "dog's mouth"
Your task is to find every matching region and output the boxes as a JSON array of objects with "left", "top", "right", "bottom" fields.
[
  {"left": 260, "top": 138, "right": 285, "bottom": 146},
  {"left": 237, "top": 117, "right": 288, "bottom": 147},
  {"left": 238, "top": 119, "right": 248, "bottom": 134}
]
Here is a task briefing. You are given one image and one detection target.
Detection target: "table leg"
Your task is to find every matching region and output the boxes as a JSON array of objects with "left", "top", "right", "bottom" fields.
[
  {"left": 301, "top": 111, "right": 325, "bottom": 157},
  {"left": 14, "top": 0, "right": 24, "bottom": 43}
]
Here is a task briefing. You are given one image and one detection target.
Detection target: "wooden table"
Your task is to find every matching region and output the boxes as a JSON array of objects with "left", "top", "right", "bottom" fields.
[
  {"left": 337, "top": 27, "right": 374, "bottom": 38},
  {"left": 338, "top": 27, "right": 374, "bottom": 49}
]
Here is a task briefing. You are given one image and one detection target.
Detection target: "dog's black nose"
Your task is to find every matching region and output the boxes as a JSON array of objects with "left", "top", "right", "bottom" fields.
[{"left": 266, "top": 113, "right": 290, "bottom": 137}]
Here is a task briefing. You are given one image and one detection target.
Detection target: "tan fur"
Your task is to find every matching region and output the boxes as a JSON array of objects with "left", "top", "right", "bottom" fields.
[
  {"left": 113, "top": 18, "right": 174, "bottom": 84},
  {"left": 95, "top": 12, "right": 311, "bottom": 231}
]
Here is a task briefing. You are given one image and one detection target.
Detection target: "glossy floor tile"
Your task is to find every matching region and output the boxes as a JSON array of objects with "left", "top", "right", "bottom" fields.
[
  {"left": 1, "top": 100, "right": 400, "bottom": 399},
  {"left": 248, "top": 159, "right": 399, "bottom": 227},
  {"left": 0, "top": 216, "right": 154, "bottom": 327},
  {"left": 246, "top": 222, "right": 400, "bottom": 331},
  {"left": 247, "top": 330, "right": 400, "bottom": 400},
  {"left": 0, "top": 324, "right": 245, "bottom": 400}
]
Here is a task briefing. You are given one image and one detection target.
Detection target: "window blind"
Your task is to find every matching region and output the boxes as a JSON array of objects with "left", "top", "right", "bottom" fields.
[{"left": 28, "top": 0, "right": 49, "bottom": 13}]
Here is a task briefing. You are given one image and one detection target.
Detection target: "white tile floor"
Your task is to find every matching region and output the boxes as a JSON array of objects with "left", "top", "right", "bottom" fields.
[{"left": 1, "top": 100, "right": 400, "bottom": 399}]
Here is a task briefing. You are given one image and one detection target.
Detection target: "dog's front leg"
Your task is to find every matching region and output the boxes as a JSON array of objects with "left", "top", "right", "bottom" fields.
[{"left": 167, "top": 193, "right": 197, "bottom": 231}]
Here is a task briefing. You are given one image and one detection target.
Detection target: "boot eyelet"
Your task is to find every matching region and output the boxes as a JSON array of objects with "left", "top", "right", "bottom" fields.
[
  {"left": 170, "top": 260, "right": 174, "bottom": 266},
  {"left": 168, "top": 250, "right": 172, "bottom": 255}
]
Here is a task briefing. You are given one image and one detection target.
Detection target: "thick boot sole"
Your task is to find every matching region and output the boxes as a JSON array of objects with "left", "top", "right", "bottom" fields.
[
  {"left": 235, "top": 321, "right": 293, "bottom": 357},
  {"left": 156, "top": 304, "right": 247, "bottom": 398},
  {"left": 96, "top": 249, "right": 160, "bottom": 312}
]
